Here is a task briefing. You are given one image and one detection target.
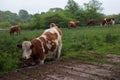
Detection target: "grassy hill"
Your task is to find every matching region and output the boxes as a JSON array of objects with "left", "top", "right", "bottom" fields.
[{"left": 0, "top": 25, "right": 120, "bottom": 72}]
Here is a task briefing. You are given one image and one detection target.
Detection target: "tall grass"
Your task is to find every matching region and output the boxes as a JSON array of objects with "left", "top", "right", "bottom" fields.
[
  {"left": 62, "top": 26, "right": 120, "bottom": 54},
  {"left": 0, "top": 25, "right": 120, "bottom": 72}
]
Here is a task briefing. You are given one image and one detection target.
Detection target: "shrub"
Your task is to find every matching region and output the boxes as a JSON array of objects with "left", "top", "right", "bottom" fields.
[{"left": 0, "top": 22, "right": 11, "bottom": 28}]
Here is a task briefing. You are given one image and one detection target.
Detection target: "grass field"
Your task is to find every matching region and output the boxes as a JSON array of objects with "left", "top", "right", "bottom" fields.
[{"left": 0, "top": 25, "right": 120, "bottom": 72}]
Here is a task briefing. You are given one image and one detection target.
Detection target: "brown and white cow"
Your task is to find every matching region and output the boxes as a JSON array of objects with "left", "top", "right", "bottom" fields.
[
  {"left": 9, "top": 25, "right": 21, "bottom": 35},
  {"left": 100, "top": 18, "right": 115, "bottom": 26},
  {"left": 68, "top": 21, "right": 80, "bottom": 28},
  {"left": 86, "top": 19, "right": 95, "bottom": 26},
  {"left": 17, "top": 23, "right": 62, "bottom": 64}
]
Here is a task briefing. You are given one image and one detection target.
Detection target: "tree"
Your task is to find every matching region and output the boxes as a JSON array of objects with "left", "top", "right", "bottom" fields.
[
  {"left": 84, "top": 0, "right": 103, "bottom": 13},
  {"left": 48, "top": 8, "right": 63, "bottom": 12},
  {"left": 32, "top": 14, "right": 42, "bottom": 29},
  {"left": 0, "top": 11, "right": 21, "bottom": 27},
  {"left": 65, "top": 0, "right": 80, "bottom": 13},
  {"left": 83, "top": 0, "right": 104, "bottom": 24},
  {"left": 18, "top": 9, "right": 30, "bottom": 22},
  {"left": 110, "top": 14, "right": 120, "bottom": 24}
]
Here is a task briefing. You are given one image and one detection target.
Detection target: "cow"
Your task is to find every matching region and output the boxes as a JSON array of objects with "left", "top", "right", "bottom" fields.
[
  {"left": 50, "top": 23, "right": 58, "bottom": 28},
  {"left": 9, "top": 25, "right": 21, "bottom": 35},
  {"left": 86, "top": 19, "right": 95, "bottom": 26},
  {"left": 17, "top": 23, "right": 62, "bottom": 64},
  {"left": 100, "top": 18, "right": 115, "bottom": 26},
  {"left": 68, "top": 21, "right": 80, "bottom": 28}
]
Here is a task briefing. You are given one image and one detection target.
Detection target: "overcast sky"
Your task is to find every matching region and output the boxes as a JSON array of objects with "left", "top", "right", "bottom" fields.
[{"left": 0, "top": 0, "right": 120, "bottom": 15}]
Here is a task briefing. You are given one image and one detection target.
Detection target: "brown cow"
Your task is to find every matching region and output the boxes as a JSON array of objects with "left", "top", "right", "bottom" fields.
[
  {"left": 17, "top": 23, "right": 62, "bottom": 64},
  {"left": 100, "top": 18, "right": 115, "bottom": 26},
  {"left": 9, "top": 25, "right": 21, "bottom": 35},
  {"left": 86, "top": 19, "right": 95, "bottom": 26},
  {"left": 68, "top": 21, "right": 80, "bottom": 28}
]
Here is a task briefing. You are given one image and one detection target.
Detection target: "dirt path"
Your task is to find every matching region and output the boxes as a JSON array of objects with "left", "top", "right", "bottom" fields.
[{"left": 0, "top": 55, "right": 120, "bottom": 80}]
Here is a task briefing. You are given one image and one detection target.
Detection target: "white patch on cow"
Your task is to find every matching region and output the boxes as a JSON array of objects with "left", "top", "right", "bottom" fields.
[
  {"left": 22, "top": 41, "right": 32, "bottom": 59},
  {"left": 57, "top": 42, "right": 62, "bottom": 59},
  {"left": 40, "top": 34, "right": 52, "bottom": 50},
  {"left": 36, "top": 38, "right": 45, "bottom": 53},
  {"left": 53, "top": 39, "right": 59, "bottom": 54},
  {"left": 41, "top": 27, "right": 62, "bottom": 59},
  {"left": 40, "top": 35, "right": 50, "bottom": 50},
  {"left": 112, "top": 20, "right": 115, "bottom": 25},
  {"left": 47, "top": 41, "right": 52, "bottom": 49},
  {"left": 41, "top": 42, "right": 45, "bottom": 53},
  {"left": 55, "top": 39, "right": 58, "bottom": 46},
  {"left": 42, "top": 27, "right": 61, "bottom": 42},
  {"left": 44, "top": 27, "right": 57, "bottom": 34},
  {"left": 104, "top": 18, "right": 107, "bottom": 21},
  {"left": 41, "top": 35, "right": 47, "bottom": 39}
]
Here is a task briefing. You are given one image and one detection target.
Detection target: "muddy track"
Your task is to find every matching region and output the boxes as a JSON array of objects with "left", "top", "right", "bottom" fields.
[{"left": 0, "top": 55, "right": 120, "bottom": 80}]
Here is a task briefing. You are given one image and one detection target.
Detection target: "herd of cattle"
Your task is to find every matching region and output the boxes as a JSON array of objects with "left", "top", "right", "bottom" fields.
[
  {"left": 8, "top": 17, "right": 115, "bottom": 65},
  {"left": 68, "top": 17, "right": 115, "bottom": 28},
  {"left": 9, "top": 17, "right": 115, "bottom": 35}
]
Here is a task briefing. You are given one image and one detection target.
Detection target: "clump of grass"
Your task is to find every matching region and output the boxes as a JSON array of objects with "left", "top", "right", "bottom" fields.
[
  {"left": 105, "top": 33, "right": 119, "bottom": 43},
  {"left": 0, "top": 52, "right": 19, "bottom": 73}
]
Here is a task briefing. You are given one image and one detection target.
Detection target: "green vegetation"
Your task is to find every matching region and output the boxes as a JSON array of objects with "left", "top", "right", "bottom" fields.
[
  {"left": 0, "top": 0, "right": 120, "bottom": 73},
  {"left": 62, "top": 26, "right": 120, "bottom": 64},
  {"left": 0, "top": 0, "right": 120, "bottom": 29},
  {"left": 0, "top": 25, "right": 120, "bottom": 73}
]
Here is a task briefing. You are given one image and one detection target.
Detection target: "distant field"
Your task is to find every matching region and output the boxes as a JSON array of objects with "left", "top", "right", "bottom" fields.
[{"left": 0, "top": 25, "right": 120, "bottom": 72}]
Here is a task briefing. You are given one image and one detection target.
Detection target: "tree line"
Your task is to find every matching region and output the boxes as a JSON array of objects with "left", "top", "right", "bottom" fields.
[{"left": 0, "top": 0, "right": 120, "bottom": 29}]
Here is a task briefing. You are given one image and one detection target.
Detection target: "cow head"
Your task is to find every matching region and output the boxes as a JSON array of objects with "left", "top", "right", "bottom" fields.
[
  {"left": 50, "top": 23, "right": 57, "bottom": 28},
  {"left": 17, "top": 41, "right": 34, "bottom": 60}
]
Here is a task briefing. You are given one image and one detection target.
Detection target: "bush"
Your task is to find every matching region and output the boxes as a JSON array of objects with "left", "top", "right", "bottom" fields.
[
  {"left": 31, "top": 12, "right": 74, "bottom": 29},
  {"left": 19, "top": 22, "right": 35, "bottom": 30},
  {"left": 0, "top": 22, "right": 11, "bottom": 28}
]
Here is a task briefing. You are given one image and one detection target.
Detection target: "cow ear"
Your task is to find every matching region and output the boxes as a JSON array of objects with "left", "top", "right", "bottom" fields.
[
  {"left": 30, "top": 44, "right": 34, "bottom": 49},
  {"left": 17, "top": 44, "right": 22, "bottom": 49}
]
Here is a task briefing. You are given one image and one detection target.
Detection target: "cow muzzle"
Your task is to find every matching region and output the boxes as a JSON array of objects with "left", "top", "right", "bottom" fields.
[{"left": 21, "top": 56, "right": 27, "bottom": 61}]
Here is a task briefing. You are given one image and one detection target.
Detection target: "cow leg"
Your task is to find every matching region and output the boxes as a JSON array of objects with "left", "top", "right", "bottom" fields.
[
  {"left": 56, "top": 42, "right": 62, "bottom": 59},
  {"left": 52, "top": 52, "right": 57, "bottom": 59},
  {"left": 16, "top": 31, "right": 20, "bottom": 35},
  {"left": 10, "top": 33, "right": 13, "bottom": 36},
  {"left": 16, "top": 32, "right": 18, "bottom": 35},
  {"left": 112, "top": 20, "right": 115, "bottom": 26},
  {"left": 40, "top": 60, "right": 44, "bottom": 64},
  {"left": 39, "top": 55, "right": 46, "bottom": 64},
  {"left": 18, "top": 30, "right": 20, "bottom": 35}
]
